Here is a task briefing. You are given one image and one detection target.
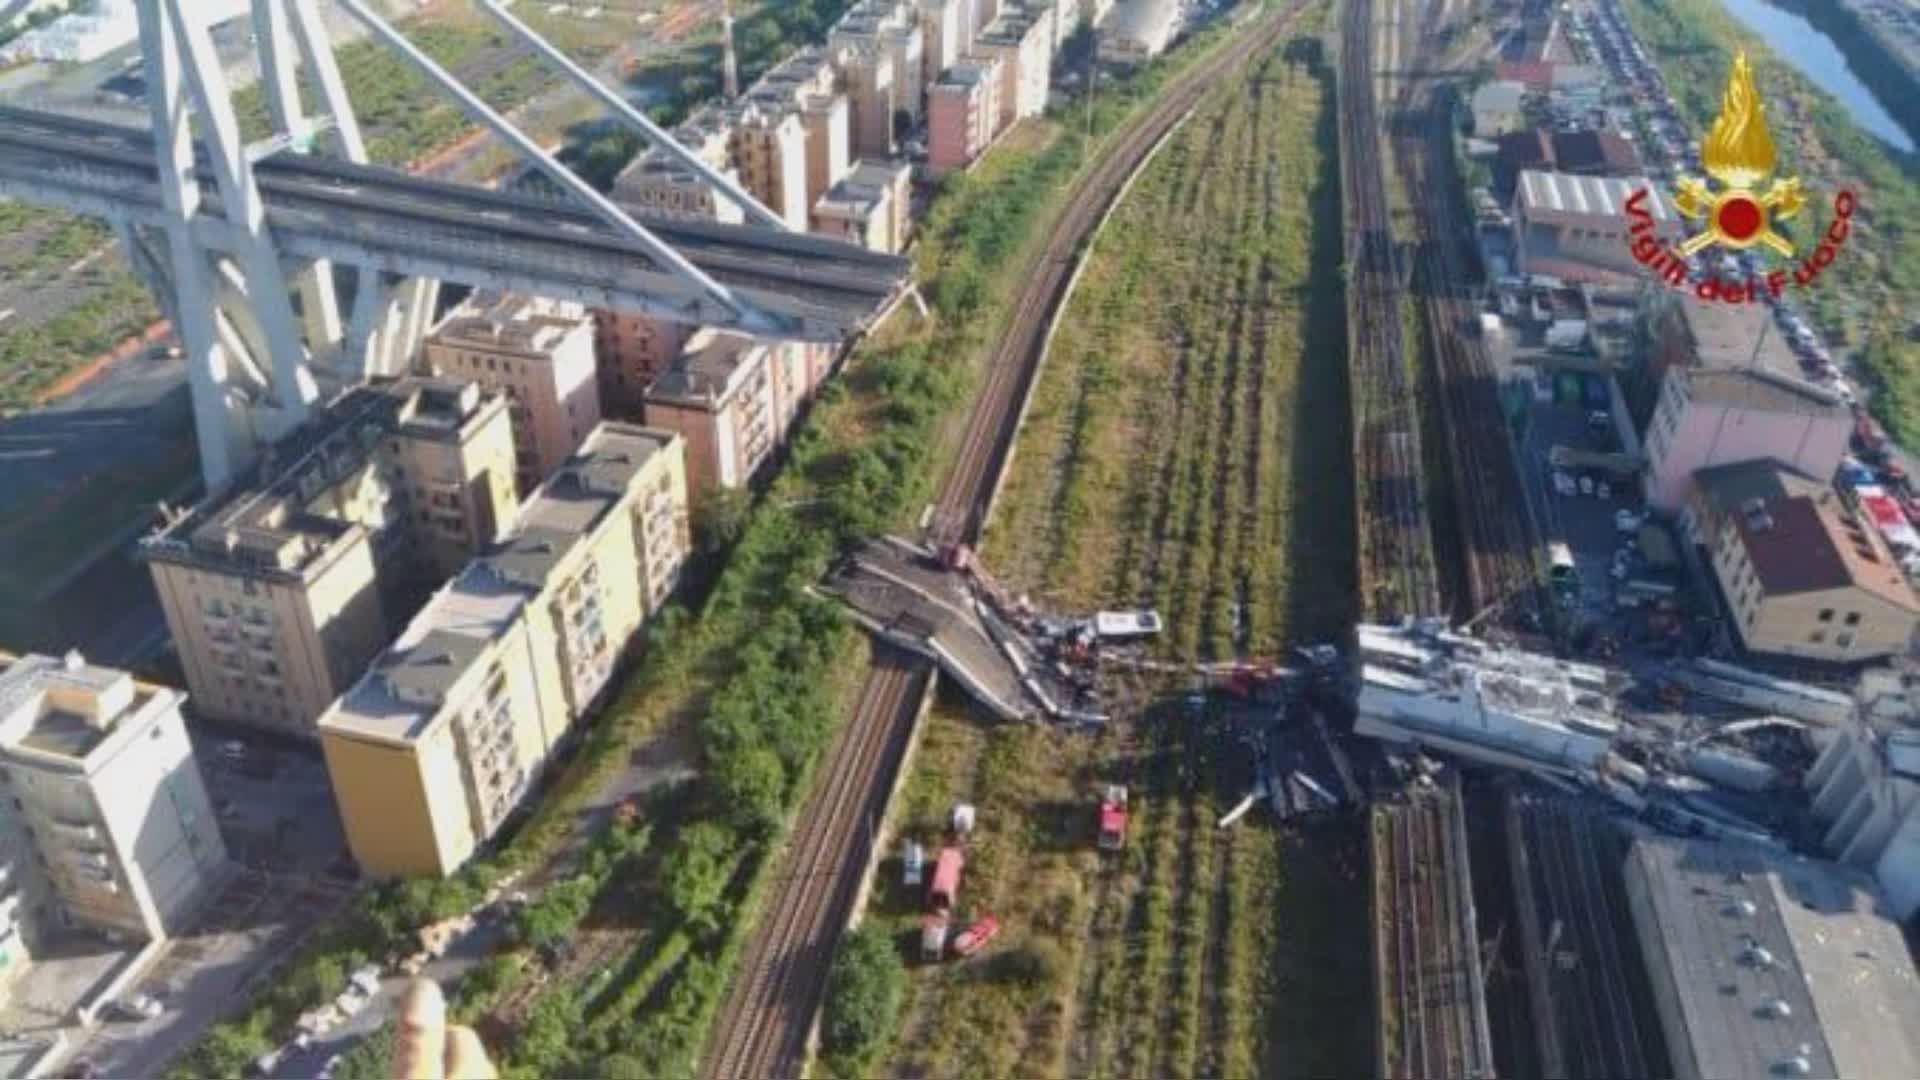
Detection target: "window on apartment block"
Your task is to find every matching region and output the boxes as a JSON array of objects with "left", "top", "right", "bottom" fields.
[
  {"left": 1817, "top": 608, "right": 1835, "bottom": 622},
  {"left": 1809, "top": 630, "right": 1825, "bottom": 644},
  {"left": 1844, "top": 612, "right": 1861, "bottom": 626},
  {"left": 1836, "top": 632, "right": 1855, "bottom": 649}
]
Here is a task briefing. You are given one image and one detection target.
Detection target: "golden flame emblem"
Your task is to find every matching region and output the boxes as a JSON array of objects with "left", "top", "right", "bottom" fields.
[{"left": 1672, "top": 51, "right": 1804, "bottom": 257}]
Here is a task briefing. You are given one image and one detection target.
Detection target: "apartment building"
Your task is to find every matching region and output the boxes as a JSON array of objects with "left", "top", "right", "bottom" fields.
[
  {"left": 728, "top": 104, "right": 813, "bottom": 230},
  {"left": 929, "top": 54, "right": 1004, "bottom": 176},
  {"left": 1689, "top": 460, "right": 1919, "bottom": 662},
  {"left": 919, "top": 0, "right": 965, "bottom": 87},
  {"left": 812, "top": 158, "right": 914, "bottom": 254},
  {"left": 832, "top": 0, "right": 926, "bottom": 122},
  {"left": 833, "top": 43, "right": 900, "bottom": 160},
  {"left": 142, "top": 378, "right": 518, "bottom": 737},
  {"left": 0, "top": 652, "right": 227, "bottom": 987},
  {"left": 1641, "top": 299, "right": 1851, "bottom": 511},
  {"left": 976, "top": 7, "right": 1053, "bottom": 129},
  {"left": 594, "top": 310, "right": 695, "bottom": 418},
  {"left": 422, "top": 291, "right": 603, "bottom": 495},
  {"left": 611, "top": 107, "right": 746, "bottom": 224},
  {"left": 642, "top": 328, "right": 830, "bottom": 494},
  {"left": 1099, "top": 0, "right": 1177, "bottom": 63},
  {"left": 320, "top": 425, "right": 690, "bottom": 878}
]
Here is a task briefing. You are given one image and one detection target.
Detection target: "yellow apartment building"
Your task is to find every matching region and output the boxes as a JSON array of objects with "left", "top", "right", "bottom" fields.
[{"left": 320, "top": 424, "right": 690, "bottom": 877}]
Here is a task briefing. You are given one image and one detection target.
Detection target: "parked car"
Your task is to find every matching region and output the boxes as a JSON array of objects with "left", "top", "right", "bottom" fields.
[
  {"left": 1614, "top": 509, "right": 1642, "bottom": 533},
  {"left": 219, "top": 740, "right": 246, "bottom": 760},
  {"left": 108, "top": 992, "right": 163, "bottom": 1021}
]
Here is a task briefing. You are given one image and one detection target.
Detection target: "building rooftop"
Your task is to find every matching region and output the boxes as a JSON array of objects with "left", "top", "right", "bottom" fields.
[
  {"left": 645, "top": 327, "right": 765, "bottom": 406},
  {"left": 430, "top": 291, "right": 589, "bottom": 356},
  {"left": 936, "top": 56, "right": 999, "bottom": 88},
  {"left": 1472, "top": 79, "right": 1527, "bottom": 114},
  {"left": 1105, "top": 0, "right": 1179, "bottom": 41},
  {"left": 139, "top": 377, "right": 502, "bottom": 581},
  {"left": 1627, "top": 834, "right": 1920, "bottom": 1080},
  {"left": 1517, "top": 168, "right": 1671, "bottom": 221},
  {"left": 815, "top": 158, "right": 909, "bottom": 219},
  {"left": 1698, "top": 463, "right": 1920, "bottom": 612},
  {"left": 1552, "top": 129, "right": 1640, "bottom": 174},
  {"left": 322, "top": 422, "right": 676, "bottom": 744},
  {"left": 0, "top": 651, "right": 162, "bottom": 765}
]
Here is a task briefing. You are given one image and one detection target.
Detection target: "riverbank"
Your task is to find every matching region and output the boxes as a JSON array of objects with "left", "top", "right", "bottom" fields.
[
  {"left": 1763, "top": 0, "right": 1920, "bottom": 149},
  {"left": 1620, "top": 0, "right": 1920, "bottom": 448}
]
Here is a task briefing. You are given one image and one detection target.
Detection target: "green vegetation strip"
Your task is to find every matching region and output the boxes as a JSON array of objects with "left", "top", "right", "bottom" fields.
[
  {"left": 983, "top": 29, "right": 1354, "bottom": 656},
  {"left": 1619, "top": 0, "right": 1920, "bottom": 447}
]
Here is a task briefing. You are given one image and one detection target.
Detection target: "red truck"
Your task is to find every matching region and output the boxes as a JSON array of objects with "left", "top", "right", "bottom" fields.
[
  {"left": 1098, "top": 785, "right": 1129, "bottom": 851},
  {"left": 921, "top": 847, "right": 966, "bottom": 961}
]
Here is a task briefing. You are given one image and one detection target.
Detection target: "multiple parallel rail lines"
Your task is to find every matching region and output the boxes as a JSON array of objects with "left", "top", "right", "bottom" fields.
[
  {"left": 1506, "top": 795, "right": 1667, "bottom": 1079},
  {"left": 1337, "top": 0, "right": 1441, "bottom": 622},
  {"left": 1392, "top": 3, "right": 1544, "bottom": 628},
  {"left": 1371, "top": 785, "right": 1495, "bottom": 1079},
  {"left": 702, "top": 7, "right": 1310, "bottom": 1077}
]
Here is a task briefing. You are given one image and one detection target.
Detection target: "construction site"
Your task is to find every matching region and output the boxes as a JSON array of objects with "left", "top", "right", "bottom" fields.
[{"left": 809, "top": 0, "right": 1920, "bottom": 1076}]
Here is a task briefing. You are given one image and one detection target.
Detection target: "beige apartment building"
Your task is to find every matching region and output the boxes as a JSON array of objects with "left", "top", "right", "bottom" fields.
[
  {"left": 832, "top": 0, "right": 926, "bottom": 122},
  {"left": 1689, "top": 460, "right": 1920, "bottom": 662},
  {"left": 929, "top": 55, "right": 1004, "bottom": 176},
  {"left": 594, "top": 309, "right": 696, "bottom": 416},
  {"left": 320, "top": 424, "right": 690, "bottom": 878},
  {"left": 976, "top": 7, "right": 1054, "bottom": 130},
  {"left": 642, "top": 328, "right": 831, "bottom": 494},
  {"left": 730, "top": 104, "right": 813, "bottom": 230},
  {"left": 611, "top": 107, "right": 745, "bottom": 224},
  {"left": 813, "top": 159, "right": 914, "bottom": 254},
  {"left": 142, "top": 378, "right": 518, "bottom": 737},
  {"left": 0, "top": 651, "right": 227, "bottom": 993},
  {"left": 422, "top": 291, "right": 603, "bottom": 495},
  {"left": 919, "top": 0, "right": 966, "bottom": 89},
  {"left": 833, "top": 43, "right": 900, "bottom": 160}
]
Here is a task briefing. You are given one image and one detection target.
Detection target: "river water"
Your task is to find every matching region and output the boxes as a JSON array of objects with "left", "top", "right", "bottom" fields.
[{"left": 1715, "top": 0, "right": 1916, "bottom": 153}]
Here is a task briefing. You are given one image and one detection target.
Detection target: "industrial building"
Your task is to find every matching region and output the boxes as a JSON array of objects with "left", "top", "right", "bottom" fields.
[
  {"left": 1510, "top": 168, "right": 1678, "bottom": 283},
  {"left": 1354, "top": 622, "right": 1622, "bottom": 774},
  {"left": 141, "top": 378, "right": 519, "bottom": 738},
  {"left": 642, "top": 328, "right": 831, "bottom": 494},
  {"left": 1806, "top": 717, "right": 1920, "bottom": 919},
  {"left": 1622, "top": 833, "right": 1920, "bottom": 1080},
  {"left": 1470, "top": 79, "right": 1527, "bottom": 136},
  {"left": 1688, "top": 460, "right": 1919, "bottom": 662},
  {"left": 320, "top": 424, "right": 690, "bottom": 878},
  {"left": 422, "top": 291, "right": 604, "bottom": 496},
  {"left": 811, "top": 158, "right": 914, "bottom": 254},
  {"left": 1098, "top": 0, "right": 1178, "bottom": 64},
  {"left": 0, "top": 651, "right": 228, "bottom": 1001},
  {"left": 1636, "top": 300, "right": 1852, "bottom": 512}
]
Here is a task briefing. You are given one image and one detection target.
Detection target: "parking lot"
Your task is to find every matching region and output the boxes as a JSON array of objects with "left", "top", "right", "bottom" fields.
[{"left": 192, "top": 733, "right": 348, "bottom": 878}]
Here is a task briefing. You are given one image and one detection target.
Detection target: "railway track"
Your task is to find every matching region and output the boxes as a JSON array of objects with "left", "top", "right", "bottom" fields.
[
  {"left": 1338, "top": 0, "right": 1441, "bottom": 621},
  {"left": 703, "top": 7, "right": 1311, "bottom": 1077},
  {"left": 1372, "top": 787, "right": 1494, "bottom": 1079},
  {"left": 702, "top": 651, "right": 923, "bottom": 1080},
  {"left": 1391, "top": 1, "right": 1544, "bottom": 629}
]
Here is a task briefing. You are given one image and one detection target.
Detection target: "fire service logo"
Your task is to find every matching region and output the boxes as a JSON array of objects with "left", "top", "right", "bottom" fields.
[{"left": 1624, "top": 50, "right": 1857, "bottom": 302}]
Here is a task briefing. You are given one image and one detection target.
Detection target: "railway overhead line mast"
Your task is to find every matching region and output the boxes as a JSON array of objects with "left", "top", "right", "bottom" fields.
[{"left": 0, "top": 0, "right": 908, "bottom": 490}]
